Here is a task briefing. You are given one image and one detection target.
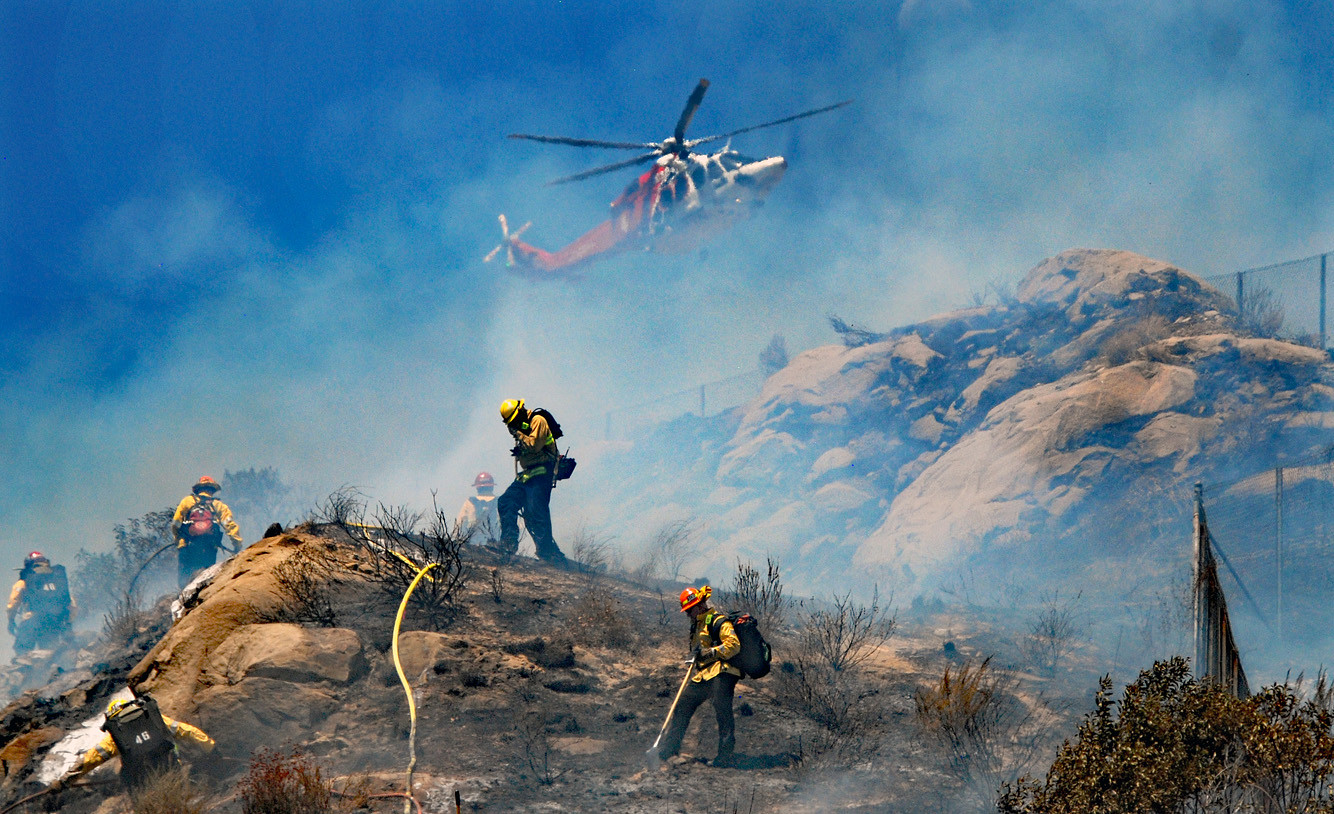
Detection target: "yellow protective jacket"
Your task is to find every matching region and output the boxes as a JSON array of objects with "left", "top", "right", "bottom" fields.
[
  {"left": 69, "top": 716, "right": 214, "bottom": 775},
  {"left": 7, "top": 570, "right": 76, "bottom": 623},
  {"left": 456, "top": 495, "right": 500, "bottom": 540},
  {"left": 690, "top": 609, "right": 742, "bottom": 683},
  {"left": 171, "top": 494, "right": 242, "bottom": 548},
  {"left": 510, "top": 412, "right": 559, "bottom": 479}
]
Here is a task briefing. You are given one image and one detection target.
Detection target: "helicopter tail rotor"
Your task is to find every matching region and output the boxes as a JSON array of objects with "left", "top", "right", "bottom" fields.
[{"left": 483, "top": 213, "right": 532, "bottom": 266}]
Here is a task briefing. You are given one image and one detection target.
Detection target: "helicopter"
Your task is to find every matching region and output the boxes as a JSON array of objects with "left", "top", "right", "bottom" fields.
[{"left": 485, "top": 79, "right": 849, "bottom": 275}]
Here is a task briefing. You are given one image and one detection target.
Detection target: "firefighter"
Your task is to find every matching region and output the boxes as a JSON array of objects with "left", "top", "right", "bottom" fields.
[
  {"left": 171, "top": 476, "right": 242, "bottom": 589},
  {"left": 495, "top": 399, "right": 568, "bottom": 565},
  {"left": 7, "top": 552, "right": 75, "bottom": 656},
  {"left": 655, "top": 585, "right": 742, "bottom": 767},
  {"left": 54, "top": 694, "right": 214, "bottom": 792},
  {"left": 456, "top": 471, "right": 502, "bottom": 544}
]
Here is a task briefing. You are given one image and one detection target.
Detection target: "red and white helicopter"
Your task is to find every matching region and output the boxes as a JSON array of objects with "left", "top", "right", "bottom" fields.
[{"left": 485, "top": 79, "right": 849, "bottom": 275}]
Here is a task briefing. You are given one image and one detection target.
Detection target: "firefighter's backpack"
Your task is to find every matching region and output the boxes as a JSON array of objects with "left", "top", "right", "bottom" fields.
[
  {"left": 531, "top": 408, "right": 564, "bottom": 440},
  {"left": 185, "top": 496, "right": 219, "bottom": 537},
  {"left": 102, "top": 695, "right": 177, "bottom": 784},
  {"left": 22, "top": 565, "right": 71, "bottom": 622},
  {"left": 708, "top": 611, "right": 773, "bottom": 679}
]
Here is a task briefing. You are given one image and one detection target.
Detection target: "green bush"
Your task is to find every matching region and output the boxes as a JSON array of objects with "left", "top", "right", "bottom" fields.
[{"left": 999, "top": 657, "right": 1334, "bottom": 813}]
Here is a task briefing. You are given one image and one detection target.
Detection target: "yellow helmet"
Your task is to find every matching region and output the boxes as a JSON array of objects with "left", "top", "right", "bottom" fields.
[
  {"left": 499, "top": 398, "right": 525, "bottom": 425},
  {"left": 106, "top": 698, "right": 132, "bottom": 717}
]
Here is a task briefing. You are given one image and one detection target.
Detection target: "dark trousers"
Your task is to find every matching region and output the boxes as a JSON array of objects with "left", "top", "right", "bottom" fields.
[
  {"left": 657, "top": 672, "right": 738, "bottom": 761},
  {"left": 13, "top": 614, "right": 68, "bottom": 653},
  {"left": 497, "top": 474, "right": 563, "bottom": 561},
  {"left": 178, "top": 538, "right": 220, "bottom": 588}
]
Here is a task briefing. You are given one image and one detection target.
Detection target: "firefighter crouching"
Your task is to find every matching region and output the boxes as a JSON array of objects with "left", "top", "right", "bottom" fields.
[
  {"left": 54, "top": 695, "right": 214, "bottom": 792},
  {"left": 7, "top": 551, "right": 75, "bottom": 656},
  {"left": 172, "top": 476, "right": 242, "bottom": 589},
  {"left": 655, "top": 585, "right": 741, "bottom": 767}
]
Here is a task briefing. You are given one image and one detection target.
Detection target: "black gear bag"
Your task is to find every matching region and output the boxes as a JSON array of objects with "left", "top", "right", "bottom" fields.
[
  {"left": 102, "top": 695, "right": 178, "bottom": 787},
  {"left": 708, "top": 612, "right": 773, "bottom": 679}
]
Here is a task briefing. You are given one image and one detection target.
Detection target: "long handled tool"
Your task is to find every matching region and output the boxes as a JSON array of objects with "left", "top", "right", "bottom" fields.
[{"left": 647, "top": 660, "right": 696, "bottom": 764}]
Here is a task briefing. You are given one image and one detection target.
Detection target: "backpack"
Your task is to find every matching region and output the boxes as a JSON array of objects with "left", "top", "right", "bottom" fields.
[
  {"left": 531, "top": 408, "right": 564, "bottom": 440},
  {"left": 707, "top": 611, "right": 773, "bottom": 680},
  {"left": 102, "top": 695, "right": 178, "bottom": 787},
  {"left": 22, "top": 565, "right": 71, "bottom": 624},
  {"left": 185, "top": 496, "right": 219, "bottom": 537}
]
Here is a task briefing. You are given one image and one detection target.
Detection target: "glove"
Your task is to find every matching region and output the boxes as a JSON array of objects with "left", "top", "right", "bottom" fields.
[
  {"left": 510, "top": 445, "right": 522, "bottom": 458},
  {"left": 694, "top": 646, "right": 715, "bottom": 665}
]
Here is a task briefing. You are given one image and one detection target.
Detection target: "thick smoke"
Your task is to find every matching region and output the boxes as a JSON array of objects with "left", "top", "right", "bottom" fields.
[{"left": 3, "top": 0, "right": 1332, "bottom": 611}]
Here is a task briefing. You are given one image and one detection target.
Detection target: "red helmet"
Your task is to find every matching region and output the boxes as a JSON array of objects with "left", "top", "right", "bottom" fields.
[
  {"left": 473, "top": 471, "right": 495, "bottom": 488},
  {"left": 192, "top": 475, "right": 221, "bottom": 494},
  {"left": 23, "top": 551, "right": 47, "bottom": 568},
  {"left": 679, "top": 585, "right": 711, "bottom": 612}
]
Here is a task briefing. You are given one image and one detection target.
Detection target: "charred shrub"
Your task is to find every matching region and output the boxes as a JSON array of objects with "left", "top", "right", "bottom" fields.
[
  {"left": 238, "top": 747, "right": 333, "bottom": 814},
  {"left": 1020, "top": 590, "right": 1083, "bottom": 677},
  {"left": 720, "top": 557, "right": 790, "bottom": 631},
  {"left": 259, "top": 542, "right": 345, "bottom": 627},
  {"left": 568, "top": 589, "right": 639, "bottom": 651},
  {"left": 779, "top": 589, "right": 897, "bottom": 765},
  {"left": 358, "top": 498, "right": 470, "bottom": 631},
  {"left": 630, "top": 518, "right": 698, "bottom": 585},
  {"left": 512, "top": 688, "right": 564, "bottom": 786}
]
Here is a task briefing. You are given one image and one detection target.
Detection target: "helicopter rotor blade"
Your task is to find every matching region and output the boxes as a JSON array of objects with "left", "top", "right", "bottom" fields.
[
  {"left": 546, "top": 152, "right": 660, "bottom": 186},
  {"left": 508, "top": 133, "right": 660, "bottom": 150},
  {"left": 687, "top": 99, "right": 852, "bottom": 149},
  {"left": 673, "top": 79, "right": 710, "bottom": 147}
]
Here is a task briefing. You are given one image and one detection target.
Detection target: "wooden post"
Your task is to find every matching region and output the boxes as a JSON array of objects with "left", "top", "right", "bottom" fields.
[{"left": 1236, "top": 271, "right": 1245, "bottom": 317}]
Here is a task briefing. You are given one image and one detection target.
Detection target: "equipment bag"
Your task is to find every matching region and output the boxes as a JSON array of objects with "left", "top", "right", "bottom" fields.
[
  {"left": 555, "top": 455, "right": 577, "bottom": 481},
  {"left": 709, "top": 611, "right": 773, "bottom": 680},
  {"left": 185, "top": 497, "right": 219, "bottom": 537},
  {"left": 531, "top": 408, "right": 564, "bottom": 440},
  {"left": 103, "top": 695, "right": 178, "bottom": 786},
  {"left": 22, "top": 565, "right": 71, "bottom": 623}
]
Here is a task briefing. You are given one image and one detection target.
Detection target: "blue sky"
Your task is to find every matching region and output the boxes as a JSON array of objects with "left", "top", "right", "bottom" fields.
[{"left": 3, "top": 0, "right": 1333, "bottom": 555}]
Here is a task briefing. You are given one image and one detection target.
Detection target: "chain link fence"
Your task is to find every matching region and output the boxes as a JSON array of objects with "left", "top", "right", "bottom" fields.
[
  {"left": 603, "top": 369, "right": 766, "bottom": 440},
  {"left": 1199, "top": 445, "right": 1334, "bottom": 679},
  {"left": 1203, "top": 252, "right": 1331, "bottom": 348}
]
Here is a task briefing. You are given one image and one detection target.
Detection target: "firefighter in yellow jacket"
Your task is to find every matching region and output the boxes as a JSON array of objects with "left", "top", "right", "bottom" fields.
[
  {"left": 55, "top": 695, "right": 214, "bottom": 791},
  {"left": 496, "top": 399, "right": 568, "bottom": 565},
  {"left": 7, "top": 552, "right": 76, "bottom": 655},
  {"left": 655, "top": 585, "right": 742, "bottom": 767},
  {"left": 456, "top": 471, "right": 502, "bottom": 544},
  {"left": 171, "top": 476, "right": 242, "bottom": 589}
]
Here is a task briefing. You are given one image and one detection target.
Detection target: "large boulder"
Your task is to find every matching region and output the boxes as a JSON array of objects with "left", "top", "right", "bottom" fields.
[{"left": 204, "top": 624, "right": 367, "bottom": 685}]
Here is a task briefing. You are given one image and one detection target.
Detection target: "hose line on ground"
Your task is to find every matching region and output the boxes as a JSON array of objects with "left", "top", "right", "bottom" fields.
[{"left": 392, "top": 562, "right": 438, "bottom": 814}]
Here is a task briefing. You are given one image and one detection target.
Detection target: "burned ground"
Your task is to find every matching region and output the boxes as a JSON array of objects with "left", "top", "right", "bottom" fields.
[{"left": 0, "top": 528, "right": 1093, "bottom": 812}]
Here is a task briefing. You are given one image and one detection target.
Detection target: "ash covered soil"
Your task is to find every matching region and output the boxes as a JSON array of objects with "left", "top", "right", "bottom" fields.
[{"left": 0, "top": 529, "right": 1087, "bottom": 813}]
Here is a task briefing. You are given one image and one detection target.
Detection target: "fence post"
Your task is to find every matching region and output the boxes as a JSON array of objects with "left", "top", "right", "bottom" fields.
[
  {"left": 1321, "top": 253, "right": 1328, "bottom": 349},
  {"left": 1236, "top": 271, "right": 1244, "bottom": 316},
  {"left": 1276, "top": 466, "right": 1284, "bottom": 643},
  {"left": 1193, "top": 482, "right": 1205, "bottom": 679}
]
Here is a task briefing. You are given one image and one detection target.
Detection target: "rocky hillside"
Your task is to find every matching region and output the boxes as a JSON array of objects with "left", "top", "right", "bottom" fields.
[
  {"left": 587, "top": 249, "right": 1334, "bottom": 595},
  {"left": 0, "top": 529, "right": 1037, "bottom": 813}
]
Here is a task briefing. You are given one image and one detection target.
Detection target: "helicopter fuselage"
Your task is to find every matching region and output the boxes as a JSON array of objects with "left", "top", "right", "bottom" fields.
[{"left": 504, "top": 148, "right": 787, "bottom": 274}]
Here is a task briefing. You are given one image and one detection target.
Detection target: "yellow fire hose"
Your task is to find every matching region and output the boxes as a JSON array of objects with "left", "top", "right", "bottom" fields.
[{"left": 391, "top": 562, "right": 437, "bottom": 814}]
